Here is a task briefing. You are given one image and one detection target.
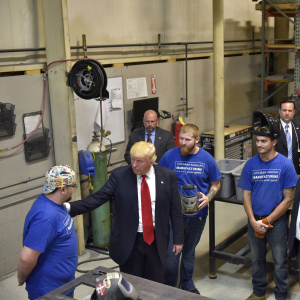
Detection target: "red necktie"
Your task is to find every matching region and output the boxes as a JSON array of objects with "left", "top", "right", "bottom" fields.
[
  {"left": 141, "top": 175, "right": 154, "bottom": 245},
  {"left": 147, "top": 133, "right": 152, "bottom": 143}
]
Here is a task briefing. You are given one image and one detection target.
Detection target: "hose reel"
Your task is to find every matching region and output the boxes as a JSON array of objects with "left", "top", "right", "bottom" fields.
[{"left": 68, "top": 59, "right": 109, "bottom": 100}]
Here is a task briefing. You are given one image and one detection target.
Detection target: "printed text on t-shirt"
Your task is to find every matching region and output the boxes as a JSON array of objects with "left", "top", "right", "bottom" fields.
[{"left": 175, "top": 161, "right": 205, "bottom": 174}]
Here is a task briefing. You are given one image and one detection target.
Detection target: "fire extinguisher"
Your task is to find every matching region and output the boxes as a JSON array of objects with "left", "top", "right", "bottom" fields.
[{"left": 172, "top": 117, "right": 183, "bottom": 147}]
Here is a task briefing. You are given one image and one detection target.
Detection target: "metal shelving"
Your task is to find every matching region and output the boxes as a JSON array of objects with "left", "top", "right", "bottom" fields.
[{"left": 258, "top": 0, "right": 300, "bottom": 110}]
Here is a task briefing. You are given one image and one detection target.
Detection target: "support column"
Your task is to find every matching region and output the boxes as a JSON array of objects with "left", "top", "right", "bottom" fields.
[
  {"left": 42, "top": 0, "right": 85, "bottom": 254},
  {"left": 274, "top": 17, "right": 289, "bottom": 103},
  {"left": 213, "top": 0, "right": 225, "bottom": 161}
]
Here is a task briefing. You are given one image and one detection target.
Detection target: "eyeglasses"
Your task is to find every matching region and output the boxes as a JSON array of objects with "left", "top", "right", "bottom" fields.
[{"left": 67, "top": 183, "right": 78, "bottom": 189}]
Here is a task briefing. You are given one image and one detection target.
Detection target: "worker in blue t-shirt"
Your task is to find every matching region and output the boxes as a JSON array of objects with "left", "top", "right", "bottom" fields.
[
  {"left": 17, "top": 165, "right": 79, "bottom": 300},
  {"left": 238, "top": 111, "right": 298, "bottom": 300},
  {"left": 158, "top": 123, "right": 221, "bottom": 295}
]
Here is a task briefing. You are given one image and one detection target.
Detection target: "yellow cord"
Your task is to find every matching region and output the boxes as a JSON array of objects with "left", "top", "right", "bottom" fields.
[{"left": 179, "top": 117, "right": 185, "bottom": 126}]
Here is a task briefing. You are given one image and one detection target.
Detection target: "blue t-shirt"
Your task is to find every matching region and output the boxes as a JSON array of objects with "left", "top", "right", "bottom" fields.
[
  {"left": 237, "top": 153, "right": 298, "bottom": 215},
  {"left": 23, "top": 194, "right": 78, "bottom": 300},
  {"left": 158, "top": 147, "right": 221, "bottom": 218}
]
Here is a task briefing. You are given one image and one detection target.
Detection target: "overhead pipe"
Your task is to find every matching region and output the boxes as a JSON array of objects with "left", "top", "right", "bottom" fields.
[
  {"left": 0, "top": 38, "right": 261, "bottom": 53},
  {"left": 0, "top": 38, "right": 259, "bottom": 118}
]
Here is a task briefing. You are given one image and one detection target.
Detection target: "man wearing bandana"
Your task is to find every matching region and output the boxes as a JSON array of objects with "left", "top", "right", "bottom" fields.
[
  {"left": 158, "top": 123, "right": 221, "bottom": 294},
  {"left": 17, "top": 165, "right": 78, "bottom": 300}
]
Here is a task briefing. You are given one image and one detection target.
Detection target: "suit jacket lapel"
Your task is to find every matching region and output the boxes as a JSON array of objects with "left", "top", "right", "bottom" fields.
[
  {"left": 154, "top": 127, "right": 162, "bottom": 148},
  {"left": 292, "top": 121, "right": 298, "bottom": 150},
  {"left": 280, "top": 124, "right": 287, "bottom": 148},
  {"left": 127, "top": 167, "right": 139, "bottom": 221},
  {"left": 154, "top": 165, "right": 164, "bottom": 222},
  {"left": 138, "top": 128, "right": 145, "bottom": 142}
]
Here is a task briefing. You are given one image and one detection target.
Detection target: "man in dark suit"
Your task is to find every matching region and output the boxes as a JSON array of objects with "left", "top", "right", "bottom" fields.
[
  {"left": 67, "top": 141, "right": 184, "bottom": 283},
  {"left": 288, "top": 178, "right": 300, "bottom": 284},
  {"left": 124, "top": 110, "right": 175, "bottom": 164},
  {"left": 275, "top": 97, "right": 300, "bottom": 174}
]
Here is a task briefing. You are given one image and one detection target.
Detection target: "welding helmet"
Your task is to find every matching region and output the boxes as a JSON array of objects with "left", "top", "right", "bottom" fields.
[
  {"left": 91, "top": 272, "right": 139, "bottom": 300},
  {"left": 253, "top": 111, "right": 280, "bottom": 140},
  {"left": 180, "top": 184, "right": 198, "bottom": 216}
]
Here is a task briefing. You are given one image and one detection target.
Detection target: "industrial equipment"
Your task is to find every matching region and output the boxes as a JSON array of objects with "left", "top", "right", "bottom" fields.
[
  {"left": 200, "top": 124, "right": 252, "bottom": 160},
  {"left": 37, "top": 266, "right": 210, "bottom": 299},
  {"left": 79, "top": 151, "right": 95, "bottom": 176},
  {"left": 86, "top": 132, "right": 111, "bottom": 248},
  {"left": 68, "top": 60, "right": 109, "bottom": 100},
  {"left": 69, "top": 58, "right": 111, "bottom": 248},
  {"left": 90, "top": 271, "right": 139, "bottom": 300}
]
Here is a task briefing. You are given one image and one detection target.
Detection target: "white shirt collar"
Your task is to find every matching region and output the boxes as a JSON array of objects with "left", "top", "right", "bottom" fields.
[
  {"left": 138, "top": 165, "right": 155, "bottom": 180},
  {"left": 145, "top": 129, "right": 156, "bottom": 135},
  {"left": 280, "top": 119, "right": 292, "bottom": 128}
]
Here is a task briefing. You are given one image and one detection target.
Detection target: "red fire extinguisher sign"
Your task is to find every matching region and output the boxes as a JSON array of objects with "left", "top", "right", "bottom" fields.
[{"left": 151, "top": 74, "right": 156, "bottom": 94}]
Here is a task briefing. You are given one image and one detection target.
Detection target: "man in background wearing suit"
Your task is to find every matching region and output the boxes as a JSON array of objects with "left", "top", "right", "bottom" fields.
[
  {"left": 67, "top": 141, "right": 184, "bottom": 283},
  {"left": 275, "top": 97, "right": 300, "bottom": 174},
  {"left": 124, "top": 110, "right": 175, "bottom": 164}
]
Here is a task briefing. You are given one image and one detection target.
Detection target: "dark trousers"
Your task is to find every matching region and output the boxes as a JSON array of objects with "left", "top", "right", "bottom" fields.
[
  {"left": 297, "top": 240, "right": 300, "bottom": 284},
  {"left": 164, "top": 217, "right": 206, "bottom": 291},
  {"left": 119, "top": 233, "right": 164, "bottom": 283},
  {"left": 248, "top": 214, "right": 288, "bottom": 300}
]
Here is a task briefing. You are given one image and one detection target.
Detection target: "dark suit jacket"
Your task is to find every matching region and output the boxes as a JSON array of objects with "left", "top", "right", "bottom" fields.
[
  {"left": 70, "top": 164, "right": 184, "bottom": 266},
  {"left": 124, "top": 127, "right": 176, "bottom": 164},
  {"left": 288, "top": 178, "right": 300, "bottom": 258},
  {"left": 275, "top": 120, "right": 300, "bottom": 174}
]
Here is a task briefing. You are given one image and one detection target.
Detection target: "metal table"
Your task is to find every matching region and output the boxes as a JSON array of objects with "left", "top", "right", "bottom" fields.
[
  {"left": 208, "top": 195, "right": 251, "bottom": 279},
  {"left": 37, "top": 266, "right": 215, "bottom": 300}
]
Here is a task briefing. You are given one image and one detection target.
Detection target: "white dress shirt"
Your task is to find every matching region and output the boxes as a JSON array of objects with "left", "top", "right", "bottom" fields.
[
  {"left": 145, "top": 128, "right": 156, "bottom": 144},
  {"left": 137, "top": 165, "right": 156, "bottom": 232},
  {"left": 296, "top": 204, "right": 300, "bottom": 241},
  {"left": 281, "top": 119, "right": 293, "bottom": 143}
]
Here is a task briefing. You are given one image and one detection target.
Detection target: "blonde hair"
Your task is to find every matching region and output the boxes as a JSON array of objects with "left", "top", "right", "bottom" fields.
[
  {"left": 180, "top": 123, "right": 200, "bottom": 139},
  {"left": 130, "top": 141, "right": 157, "bottom": 163}
]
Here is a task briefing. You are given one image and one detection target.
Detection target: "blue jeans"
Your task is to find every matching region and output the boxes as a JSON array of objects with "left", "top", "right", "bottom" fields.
[
  {"left": 247, "top": 214, "right": 288, "bottom": 300},
  {"left": 164, "top": 216, "right": 206, "bottom": 291}
]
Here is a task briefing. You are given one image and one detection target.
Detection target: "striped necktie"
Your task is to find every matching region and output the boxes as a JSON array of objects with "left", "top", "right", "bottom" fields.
[
  {"left": 147, "top": 133, "right": 152, "bottom": 143},
  {"left": 285, "top": 124, "right": 292, "bottom": 161}
]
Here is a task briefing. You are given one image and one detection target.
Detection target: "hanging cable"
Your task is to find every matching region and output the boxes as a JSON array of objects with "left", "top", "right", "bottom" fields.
[{"left": 76, "top": 245, "right": 118, "bottom": 273}]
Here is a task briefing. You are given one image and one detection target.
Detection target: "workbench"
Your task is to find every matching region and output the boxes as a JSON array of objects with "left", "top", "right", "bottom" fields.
[
  {"left": 208, "top": 195, "right": 250, "bottom": 279},
  {"left": 37, "top": 266, "right": 215, "bottom": 300}
]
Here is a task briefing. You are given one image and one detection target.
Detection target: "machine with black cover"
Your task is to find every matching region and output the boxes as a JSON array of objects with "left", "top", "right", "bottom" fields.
[
  {"left": 253, "top": 110, "right": 281, "bottom": 140},
  {"left": 90, "top": 271, "right": 139, "bottom": 300}
]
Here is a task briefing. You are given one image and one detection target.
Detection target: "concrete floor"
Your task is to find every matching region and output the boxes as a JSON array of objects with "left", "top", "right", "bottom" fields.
[{"left": 1, "top": 201, "right": 300, "bottom": 300}]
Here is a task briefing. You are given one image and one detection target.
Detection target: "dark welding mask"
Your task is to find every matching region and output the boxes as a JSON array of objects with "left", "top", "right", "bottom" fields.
[
  {"left": 180, "top": 184, "right": 198, "bottom": 216},
  {"left": 253, "top": 111, "right": 280, "bottom": 140},
  {"left": 91, "top": 272, "right": 139, "bottom": 300}
]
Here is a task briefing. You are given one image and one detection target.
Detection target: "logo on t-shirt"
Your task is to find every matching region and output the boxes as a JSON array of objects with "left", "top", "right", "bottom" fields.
[
  {"left": 252, "top": 169, "right": 281, "bottom": 182},
  {"left": 63, "top": 214, "right": 74, "bottom": 235},
  {"left": 175, "top": 161, "right": 205, "bottom": 174}
]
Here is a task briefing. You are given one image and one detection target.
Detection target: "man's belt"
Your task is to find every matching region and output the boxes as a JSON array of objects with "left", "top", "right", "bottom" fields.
[{"left": 254, "top": 214, "right": 268, "bottom": 221}]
